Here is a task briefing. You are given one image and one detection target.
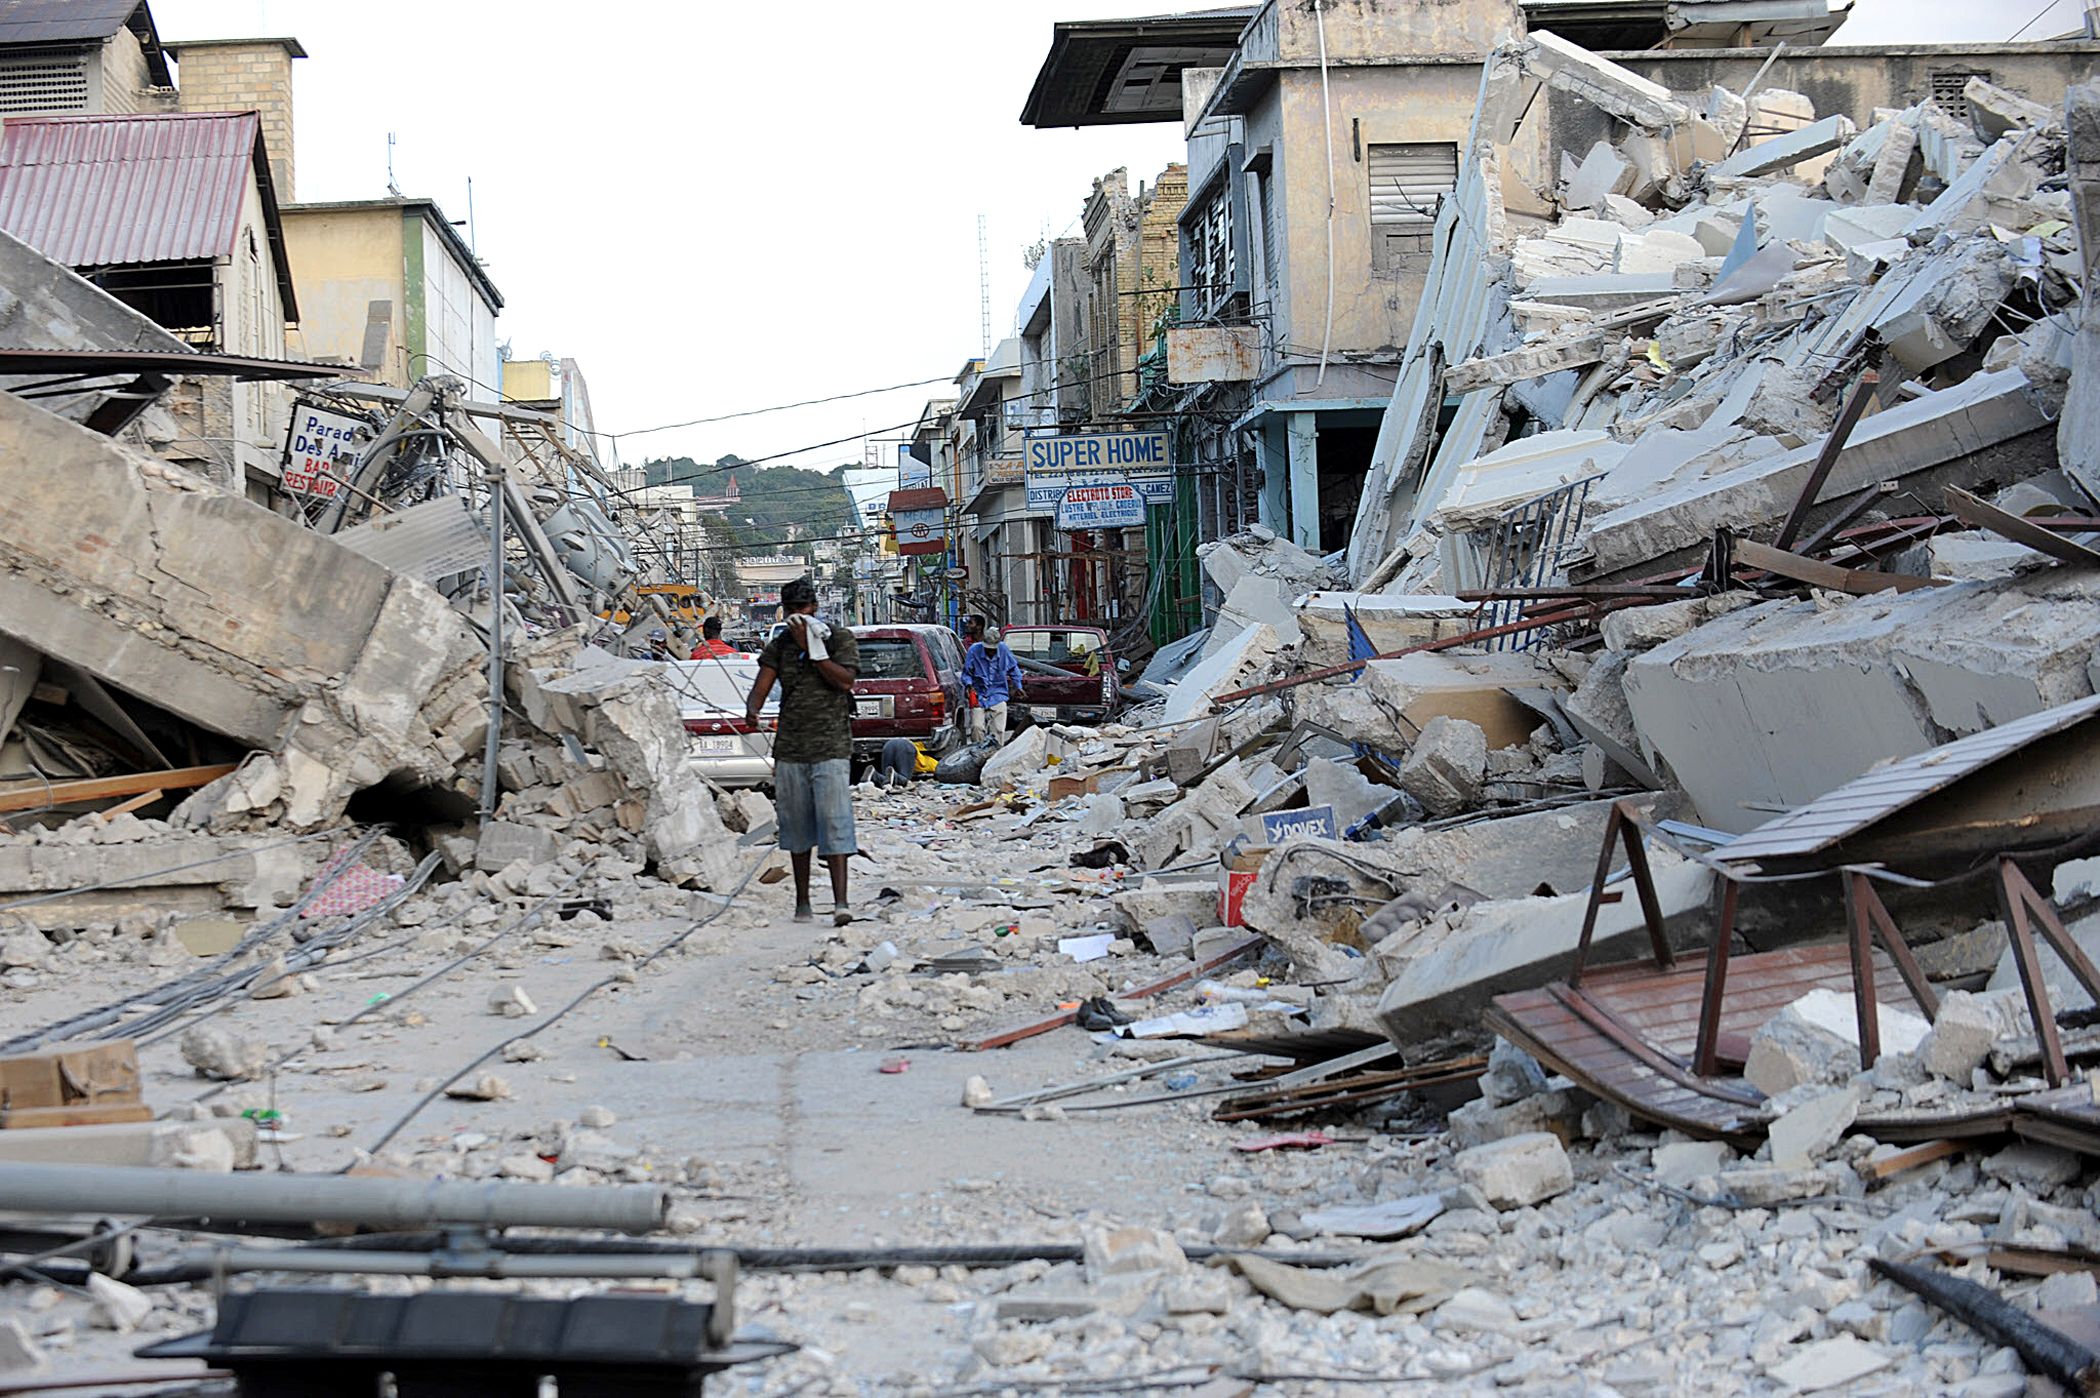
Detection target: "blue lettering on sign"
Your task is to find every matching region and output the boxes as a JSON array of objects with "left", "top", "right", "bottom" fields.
[{"left": 1259, "top": 805, "right": 1336, "bottom": 843}]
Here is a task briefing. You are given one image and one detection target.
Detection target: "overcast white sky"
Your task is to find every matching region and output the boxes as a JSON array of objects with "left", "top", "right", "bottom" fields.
[{"left": 152, "top": 0, "right": 2067, "bottom": 483}]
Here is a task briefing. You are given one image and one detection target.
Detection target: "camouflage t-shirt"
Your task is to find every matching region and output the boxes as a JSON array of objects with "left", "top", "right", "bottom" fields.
[{"left": 759, "top": 623, "right": 859, "bottom": 764}]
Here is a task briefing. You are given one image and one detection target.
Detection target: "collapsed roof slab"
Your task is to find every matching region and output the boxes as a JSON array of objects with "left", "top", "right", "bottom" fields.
[
  {"left": 1522, "top": 29, "right": 1692, "bottom": 131},
  {"left": 1622, "top": 569, "right": 2100, "bottom": 833},
  {"left": 1581, "top": 368, "right": 2054, "bottom": 577},
  {"left": 0, "top": 389, "right": 487, "bottom": 822}
]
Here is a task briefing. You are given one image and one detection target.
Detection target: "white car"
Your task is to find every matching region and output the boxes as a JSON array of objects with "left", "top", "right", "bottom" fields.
[{"left": 658, "top": 657, "right": 777, "bottom": 789}]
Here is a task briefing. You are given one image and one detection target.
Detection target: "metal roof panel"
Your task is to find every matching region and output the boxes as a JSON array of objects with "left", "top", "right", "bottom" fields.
[{"left": 0, "top": 112, "right": 259, "bottom": 268}]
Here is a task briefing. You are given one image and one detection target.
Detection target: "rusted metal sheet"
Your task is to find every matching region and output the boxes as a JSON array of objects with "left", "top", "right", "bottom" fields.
[
  {"left": 0, "top": 112, "right": 260, "bottom": 268},
  {"left": 1718, "top": 695, "right": 2100, "bottom": 867},
  {"left": 1945, "top": 486, "right": 2100, "bottom": 569},
  {"left": 1166, "top": 325, "right": 1260, "bottom": 384}
]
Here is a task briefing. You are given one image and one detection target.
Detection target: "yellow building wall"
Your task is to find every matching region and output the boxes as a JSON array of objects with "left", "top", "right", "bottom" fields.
[
  {"left": 281, "top": 206, "right": 407, "bottom": 384},
  {"left": 502, "top": 358, "right": 554, "bottom": 402}
]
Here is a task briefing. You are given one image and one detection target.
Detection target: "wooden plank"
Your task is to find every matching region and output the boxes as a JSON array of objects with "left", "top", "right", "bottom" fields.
[
  {"left": 1734, "top": 538, "right": 1946, "bottom": 594},
  {"left": 92, "top": 789, "right": 165, "bottom": 823},
  {"left": 0, "top": 764, "right": 235, "bottom": 815},
  {"left": 0, "top": 1101, "right": 153, "bottom": 1129},
  {"left": 1863, "top": 1139, "right": 1964, "bottom": 1180}
]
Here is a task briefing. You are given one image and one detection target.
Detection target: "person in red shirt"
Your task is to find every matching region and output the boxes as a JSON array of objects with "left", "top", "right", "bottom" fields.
[{"left": 691, "top": 615, "right": 739, "bottom": 659}]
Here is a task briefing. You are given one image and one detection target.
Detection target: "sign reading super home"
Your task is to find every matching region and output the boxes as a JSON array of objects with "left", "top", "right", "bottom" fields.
[{"left": 1022, "top": 428, "right": 1173, "bottom": 517}]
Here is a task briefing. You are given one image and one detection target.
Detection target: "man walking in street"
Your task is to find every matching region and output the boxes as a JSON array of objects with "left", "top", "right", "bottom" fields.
[
  {"left": 745, "top": 578, "right": 860, "bottom": 925},
  {"left": 963, "top": 625, "right": 1025, "bottom": 744}
]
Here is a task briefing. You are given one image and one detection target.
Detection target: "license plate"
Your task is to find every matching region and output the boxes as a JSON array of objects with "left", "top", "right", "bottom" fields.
[
  {"left": 1032, "top": 706, "right": 1058, "bottom": 721},
  {"left": 694, "top": 736, "right": 741, "bottom": 755},
  {"left": 855, "top": 698, "right": 887, "bottom": 718}
]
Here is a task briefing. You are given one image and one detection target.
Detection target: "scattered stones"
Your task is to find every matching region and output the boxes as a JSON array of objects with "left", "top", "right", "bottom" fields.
[
  {"left": 178, "top": 1025, "right": 269, "bottom": 1081},
  {"left": 86, "top": 1274, "right": 154, "bottom": 1332},
  {"left": 489, "top": 985, "right": 538, "bottom": 1017}
]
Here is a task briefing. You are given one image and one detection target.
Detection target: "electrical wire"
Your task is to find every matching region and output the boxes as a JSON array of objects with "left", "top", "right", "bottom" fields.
[
  {"left": 0, "top": 829, "right": 388, "bottom": 1055},
  {"left": 361, "top": 849, "right": 774, "bottom": 1155}
]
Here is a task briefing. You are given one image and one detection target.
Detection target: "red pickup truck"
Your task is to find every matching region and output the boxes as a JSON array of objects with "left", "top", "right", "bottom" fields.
[{"left": 1000, "top": 625, "right": 1121, "bottom": 726}]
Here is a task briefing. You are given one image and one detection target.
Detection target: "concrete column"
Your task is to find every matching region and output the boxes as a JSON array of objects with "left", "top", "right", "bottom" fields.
[
  {"left": 1286, "top": 412, "right": 1321, "bottom": 552},
  {"left": 1255, "top": 420, "right": 1289, "bottom": 538}
]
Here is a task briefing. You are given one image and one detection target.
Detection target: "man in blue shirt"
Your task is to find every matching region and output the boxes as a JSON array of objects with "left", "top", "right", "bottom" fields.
[{"left": 962, "top": 626, "right": 1025, "bottom": 743}]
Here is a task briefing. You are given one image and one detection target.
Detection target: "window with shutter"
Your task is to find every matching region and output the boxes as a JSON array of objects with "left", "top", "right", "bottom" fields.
[
  {"left": 1368, "top": 142, "right": 1457, "bottom": 271},
  {"left": 0, "top": 50, "right": 88, "bottom": 114}
]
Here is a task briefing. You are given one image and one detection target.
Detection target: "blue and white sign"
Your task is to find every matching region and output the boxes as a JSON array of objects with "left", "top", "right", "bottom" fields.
[
  {"left": 1259, "top": 805, "right": 1336, "bottom": 843},
  {"left": 897, "top": 443, "right": 932, "bottom": 491},
  {"left": 1023, "top": 429, "right": 1174, "bottom": 515},
  {"left": 1055, "top": 480, "right": 1148, "bottom": 531},
  {"left": 1024, "top": 428, "right": 1170, "bottom": 473}
]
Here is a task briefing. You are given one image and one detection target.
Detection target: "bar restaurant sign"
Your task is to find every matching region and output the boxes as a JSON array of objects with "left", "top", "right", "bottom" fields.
[
  {"left": 1022, "top": 428, "right": 1172, "bottom": 522},
  {"left": 280, "top": 401, "right": 367, "bottom": 498}
]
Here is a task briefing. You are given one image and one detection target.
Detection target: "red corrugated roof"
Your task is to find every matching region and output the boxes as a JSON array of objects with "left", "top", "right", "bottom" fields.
[{"left": 0, "top": 112, "right": 262, "bottom": 268}]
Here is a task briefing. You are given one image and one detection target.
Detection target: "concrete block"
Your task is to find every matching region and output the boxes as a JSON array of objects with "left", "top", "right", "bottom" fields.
[
  {"left": 1522, "top": 30, "right": 1691, "bottom": 130},
  {"left": 1614, "top": 229, "right": 1705, "bottom": 275},
  {"left": 1766, "top": 1084, "right": 1858, "bottom": 1169},
  {"left": 1563, "top": 141, "right": 1632, "bottom": 209},
  {"left": 1083, "top": 1224, "right": 1188, "bottom": 1281},
  {"left": 1915, "top": 989, "right": 1999, "bottom": 1080},
  {"left": 1399, "top": 715, "right": 1487, "bottom": 817},
  {"left": 1453, "top": 1132, "right": 1573, "bottom": 1208},
  {"left": 980, "top": 726, "right": 1050, "bottom": 786},
  {"left": 1653, "top": 1139, "right": 1731, "bottom": 1187},
  {"left": 475, "top": 820, "right": 561, "bottom": 872},
  {"left": 1447, "top": 1088, "right": 1589, "bottom": 1149},
  {"left": 1744, "top": 989, "right": 1929, "bottom": 1095},
  {"left": 0, "top": 1117, "right": 255, "bottom": 1167},
  {"left": 1294, "top": 591, "right": 1472, "bottom": 667}
]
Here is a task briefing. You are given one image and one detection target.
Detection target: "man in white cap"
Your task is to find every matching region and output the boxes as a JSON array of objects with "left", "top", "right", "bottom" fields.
[{"left": 962, "top": 625, "right": 1025, "bottom": 743}]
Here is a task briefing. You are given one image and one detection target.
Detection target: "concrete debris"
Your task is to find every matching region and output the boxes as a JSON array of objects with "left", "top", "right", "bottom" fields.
[
  {"left": 8, "top": 23, "right": 2100, "bottom": 1398},
  {"left": 1452, "top": 1131, "right": 1573, "bottom": 1209}
]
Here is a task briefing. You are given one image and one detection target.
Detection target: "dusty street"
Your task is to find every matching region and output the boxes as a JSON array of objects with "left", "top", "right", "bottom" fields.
[{"left": 4, "top": 777, "right": 2081, "bottom": 1396}]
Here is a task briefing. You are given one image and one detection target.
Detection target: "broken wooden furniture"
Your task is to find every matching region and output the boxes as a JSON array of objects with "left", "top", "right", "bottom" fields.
[{"left": 1487, "top": 696, "right": 2100, "bottom": 1151}]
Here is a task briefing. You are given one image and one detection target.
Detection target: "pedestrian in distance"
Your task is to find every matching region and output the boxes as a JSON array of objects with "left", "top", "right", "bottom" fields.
[
  {"left": 643, "top": 628, "right": 675, "bottom": 661},
  {"left": 962, "top": 626, "right": 1025, "bottom": 743},
  {"left": 691, "top": 615, "right": 738, "bottom": 659},
  {"left": 744, "top": 578, "right": 860, "bottom": 925}
]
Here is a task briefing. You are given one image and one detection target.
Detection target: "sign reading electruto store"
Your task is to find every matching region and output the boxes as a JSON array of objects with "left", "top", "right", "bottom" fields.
[
  {"left": 280, "top": 401, "right": 367, "bottom": 498},
  {"left": 1055, "top": 480, "right": 1147, "bottom": 530}
]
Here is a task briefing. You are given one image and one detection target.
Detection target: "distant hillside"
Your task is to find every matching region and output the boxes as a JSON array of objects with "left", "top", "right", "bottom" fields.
[{"left": 643, "top": 455, "right": 856, "bottom": 540}]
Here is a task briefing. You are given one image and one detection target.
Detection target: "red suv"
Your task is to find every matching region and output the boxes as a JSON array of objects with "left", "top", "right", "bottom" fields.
[{"left": 848, "top": 625, "right": 967, "bottom": 768}]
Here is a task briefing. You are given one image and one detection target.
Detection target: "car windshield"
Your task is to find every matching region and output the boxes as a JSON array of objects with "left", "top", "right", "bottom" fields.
[
  {"left": 1006, "top": 630, "right": 1100, "bottom": 665},
  {"left": 855, "top": 638, "right": 925, "bottom": 680}
]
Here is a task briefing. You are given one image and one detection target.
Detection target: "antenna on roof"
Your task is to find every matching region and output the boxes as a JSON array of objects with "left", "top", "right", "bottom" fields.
[
  {"left": 977, "top": 213, "right": 991, "bottom": 360},
  {"left": 385, "top": 132, "right": 400, "bottom": 197},
  {"left": 466, "top": 176, "right": 476, "bottom": 255}
]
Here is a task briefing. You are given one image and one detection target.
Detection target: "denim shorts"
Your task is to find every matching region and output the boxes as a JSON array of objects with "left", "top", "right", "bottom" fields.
[{"left": 774, "top": 758, "right": 855, "bottom": 856}]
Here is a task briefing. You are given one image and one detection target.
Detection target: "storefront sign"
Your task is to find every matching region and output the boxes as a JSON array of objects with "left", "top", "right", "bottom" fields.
[
  {"left": 892, "top": 506, "right": 947, "bottom": 555},
  {"left": 896, "top": 443, "right": 932, "bottom": 491},
  {"left": 1023, "top": 429, "right": 1173, "bottom": 516},
  {"left": 280, "top": 402, "right": 366, "bottom": 497},
  {"left": 1055, "top": 480, "right": 1147, "bottom": 530}
]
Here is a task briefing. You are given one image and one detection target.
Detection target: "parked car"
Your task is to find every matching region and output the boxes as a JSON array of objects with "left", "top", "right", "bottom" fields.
[
  {"left": 1000, "top": 625, "right": 1121, "bottom": 725},
  {"left": 659, "top": 657, "right": 777, "bottom": 789},
  {"left": 847, "top": 624, "right": 966, "bottom": 768}
]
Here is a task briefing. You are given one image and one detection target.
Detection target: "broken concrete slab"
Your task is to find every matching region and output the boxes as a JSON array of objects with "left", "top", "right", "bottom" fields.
[
  {"left": 1520, "top": 30, "right": 1690, "bottom": 131},
  {"left": 1301, "top": 650, "right": 1569, "bottom": 754},
  {"left": 1712, "top": 115, "right": 1856, "bottom": 181},
  {"left": 0, "top": 830, "right": 307, "bottom": 934},
  {"left": 1374, "top": 853, "right": 1712, "bottom": 1040},
  {"left": 1583, "top": 368, "right": 2054, "bottom": 578},
  {"left": 1161, "top": 624, "right": 1278, "bottom": 726},
  {"left": 1623, "top": 569, "right": 2100, "bottom": 831},
  {"left": 1293, "top": 591, "right": 1473, "bottom": 667}
]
